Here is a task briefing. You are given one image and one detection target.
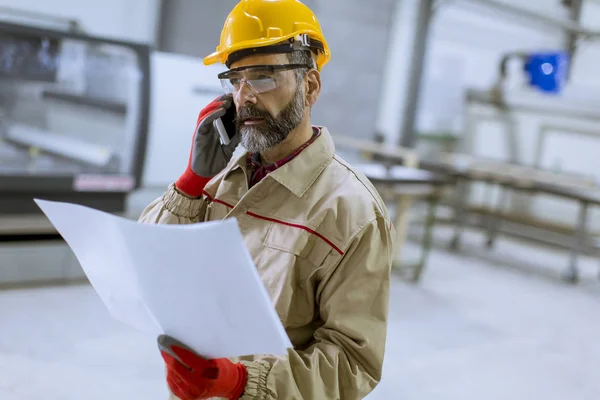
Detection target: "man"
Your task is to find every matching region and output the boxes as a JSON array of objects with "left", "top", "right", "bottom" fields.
[{"left": 139, "top": 0, "right": 395, "bottom": 399}]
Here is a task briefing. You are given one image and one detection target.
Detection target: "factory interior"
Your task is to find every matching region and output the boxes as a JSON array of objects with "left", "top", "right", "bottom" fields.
[{"left": 1, "top": 0, "right": 599, "bottom": 399}]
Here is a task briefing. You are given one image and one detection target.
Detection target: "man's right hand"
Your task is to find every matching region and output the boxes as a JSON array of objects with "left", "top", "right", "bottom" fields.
[
  {"left": 175, "top": 95, "right": 239, "bottom": 197},
  {"left": 158, "top": 335, "right": 247, "bottom": 400}
]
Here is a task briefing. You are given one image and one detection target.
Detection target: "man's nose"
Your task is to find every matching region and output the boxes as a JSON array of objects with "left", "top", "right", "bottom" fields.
[{"left": 235, "top": 81, "right": 257, "bottom": 106}]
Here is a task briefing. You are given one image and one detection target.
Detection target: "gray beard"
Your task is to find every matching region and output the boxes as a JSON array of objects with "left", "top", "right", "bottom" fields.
[{"left": 239, "top": 86, "right": 305, "bottom": 154}]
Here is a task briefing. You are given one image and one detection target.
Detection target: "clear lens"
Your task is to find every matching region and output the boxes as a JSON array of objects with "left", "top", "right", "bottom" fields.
[
  {"left": 220, "top": 79, "right": 235, "bottom": 94},
  {"left": 219, "top": 76, "right": 277, "bottom": 95},
  {"left": 217, "top": 63, "right": 310, "bottom": 95},
  {"left": 247, "top": 77, "right": 277, "bottom": 93}
]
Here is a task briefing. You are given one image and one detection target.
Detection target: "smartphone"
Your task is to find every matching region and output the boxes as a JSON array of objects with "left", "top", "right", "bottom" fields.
[
  {"left": 213, "top": 101, "right": 238, "bottom": 146},
  {"left": 213, "top": 118, "right": 231, "bottom": 145}
]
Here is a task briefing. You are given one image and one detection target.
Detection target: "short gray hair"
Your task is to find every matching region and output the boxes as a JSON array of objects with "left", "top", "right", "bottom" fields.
[{"left": 287, "top": 50, "right": 316, "bottom": 83}]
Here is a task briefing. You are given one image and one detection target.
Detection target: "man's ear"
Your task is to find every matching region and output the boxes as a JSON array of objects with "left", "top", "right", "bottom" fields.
[{"left": 305, "top": 69, "right": 321, "bottom": 107}]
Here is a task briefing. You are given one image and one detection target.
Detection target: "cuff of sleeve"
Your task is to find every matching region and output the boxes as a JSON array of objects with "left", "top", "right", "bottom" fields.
[
  {"left": 239, "top": 360, "right": 271, "bottom": 400},
  {"left": 162, "top": 183, "right": 206, "bottom": 219},
  {"left": 175, "top": 170, "right": 213, "bottom": 198}
]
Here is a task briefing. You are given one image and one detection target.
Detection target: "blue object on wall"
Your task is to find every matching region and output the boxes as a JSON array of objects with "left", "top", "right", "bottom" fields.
[{"left": 524, "top": 51, "right": 570, "bottom": 94}]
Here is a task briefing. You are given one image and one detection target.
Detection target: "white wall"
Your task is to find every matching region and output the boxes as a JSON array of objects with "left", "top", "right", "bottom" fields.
[
  {"left": 378, "top": 0, "right": 600, "bottom": 231},
  {"left": 0, "top": 0, "right": 160, "bottom": 44},
  {"left": 143, "top": 52, "right": 226, "bottom": 187},
  {"left": 377, "top": 0, "right": 572, "bottom": 143}
]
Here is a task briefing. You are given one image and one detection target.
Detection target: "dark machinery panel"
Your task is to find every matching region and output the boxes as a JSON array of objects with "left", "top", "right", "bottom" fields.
[
  {"left": 0, "top": 31, "right": 60, "bottom": 82},
  {"left": 0, "top": 21, "right": 151, "bottom": 216}
]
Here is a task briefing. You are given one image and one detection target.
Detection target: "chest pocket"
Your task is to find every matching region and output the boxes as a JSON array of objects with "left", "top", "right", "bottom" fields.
[{"left": 260, "top": 220, "right": 334, "bottom": 327}]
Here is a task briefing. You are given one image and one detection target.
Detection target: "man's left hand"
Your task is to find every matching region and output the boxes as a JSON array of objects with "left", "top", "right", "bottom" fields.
[{"left": 160, "top": 338, "right": 247, "bottom": 400}]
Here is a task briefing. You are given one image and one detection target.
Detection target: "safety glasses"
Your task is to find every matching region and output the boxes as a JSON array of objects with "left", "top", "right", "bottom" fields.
[{"left": 217, "top": 63, "right": 312, "bottom": 95}]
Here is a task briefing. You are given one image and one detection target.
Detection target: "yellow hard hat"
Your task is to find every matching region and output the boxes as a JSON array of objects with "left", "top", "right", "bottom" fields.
[{"left": 204, "top": 0, "right": 330, "bottom": 70}]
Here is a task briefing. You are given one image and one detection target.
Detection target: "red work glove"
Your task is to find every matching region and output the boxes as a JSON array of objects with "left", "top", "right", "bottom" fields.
[
  {"left": 175, "top": 95, "right": 239, "bottom": 197},
  {"left": 160, "top": 342, "right": 247, "bottom": 400}
]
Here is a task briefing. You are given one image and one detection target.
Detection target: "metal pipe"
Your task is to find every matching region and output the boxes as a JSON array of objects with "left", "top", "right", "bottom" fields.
[
  {"left": 398, "top": 0, "right": 435, "bottom": 148},
  {"left": 466, "top": 88, "right": 600, "bottom": 121},
  {"left": 0, "top": 6, "right": 81, "bottom": 32},
  {"left": 5, "top": 123, "right": 117, "bottom": 168},
  {"left": 565, "top": 0, "right": 583, "bottom": 80},
  {"left": 458, "top": 0, "right": 600, "bottom": 38}
]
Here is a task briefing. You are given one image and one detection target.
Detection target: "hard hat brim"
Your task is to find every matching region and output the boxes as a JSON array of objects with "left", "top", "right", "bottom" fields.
[
  {"left": 203, "top": 32, "right": 330, "bottom": 68},
  {"left": 203, "top": 51, "right": 221, "bottom": 66}
]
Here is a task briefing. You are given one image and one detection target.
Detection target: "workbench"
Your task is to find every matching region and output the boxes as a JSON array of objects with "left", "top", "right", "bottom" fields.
[
  {"left": 356, "top": 163, "right": 455, "bottom": 282},
  {"left": 435, "top": 154, "right": 600, "bottom": 283}
]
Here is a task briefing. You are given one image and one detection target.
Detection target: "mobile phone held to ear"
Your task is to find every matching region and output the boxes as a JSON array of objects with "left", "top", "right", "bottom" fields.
[
  {"left": 213, "top": 118, "right": 231, "bottom": 145},
  {"left": 213, "top": 101, "right": 238, "bottom": 146}
]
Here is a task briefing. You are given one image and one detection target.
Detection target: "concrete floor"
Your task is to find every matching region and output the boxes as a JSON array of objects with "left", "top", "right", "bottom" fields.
[{"left": 1, "top": 226, "right": 599, "bottom": 399}]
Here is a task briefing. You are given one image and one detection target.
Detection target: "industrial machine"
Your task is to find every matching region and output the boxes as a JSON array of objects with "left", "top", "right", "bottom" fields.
[{"left": 0, "top": 21, "right": 151, "bottom": 217}]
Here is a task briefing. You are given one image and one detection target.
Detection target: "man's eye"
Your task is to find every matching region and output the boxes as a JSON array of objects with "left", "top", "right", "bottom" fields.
[{"left": 229, "top": 78, "right": 240, "bottom": 86}]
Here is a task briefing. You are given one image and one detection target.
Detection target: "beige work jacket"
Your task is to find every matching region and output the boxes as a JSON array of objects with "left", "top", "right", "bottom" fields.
[{"left": 138, "top": 127, "right": 395, "bottom": 400}]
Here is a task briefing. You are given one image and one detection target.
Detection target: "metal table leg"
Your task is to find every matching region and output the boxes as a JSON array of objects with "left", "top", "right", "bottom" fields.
[
  {"left": 481, "top": 181, "right": 497, "bottom": 234},
  {"left": 449, "top": 177, "right": 469, "bottom": 251},
  {"left": 411, "top": 194, "right": 440, "bottom": 282},
  {"left": 485, "top": 184, "right": 510, "bottom": 249},
  {"left": 391, "top": 192, "right": 415, "bottom": 268},
  {"left": 566, "top": 200, "right": 589, "bottom": 283}
]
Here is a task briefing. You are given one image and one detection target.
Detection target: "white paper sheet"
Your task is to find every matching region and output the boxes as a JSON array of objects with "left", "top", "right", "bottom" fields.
[{"left": 34, "top": 199, "right": 291, "bottom": 359}]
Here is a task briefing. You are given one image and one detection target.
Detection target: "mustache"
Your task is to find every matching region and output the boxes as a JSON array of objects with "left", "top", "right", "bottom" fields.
[{"left": 235, "top": 105, "right": 273, "bottom": 123}]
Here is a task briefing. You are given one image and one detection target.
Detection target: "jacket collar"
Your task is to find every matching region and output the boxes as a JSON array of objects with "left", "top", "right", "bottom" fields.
[
  {"left": 269, "top": 126, "right": 335, "bottom": 197},
  {"left": 224, "top": 126, "right": 335, "bottom": 197}
]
